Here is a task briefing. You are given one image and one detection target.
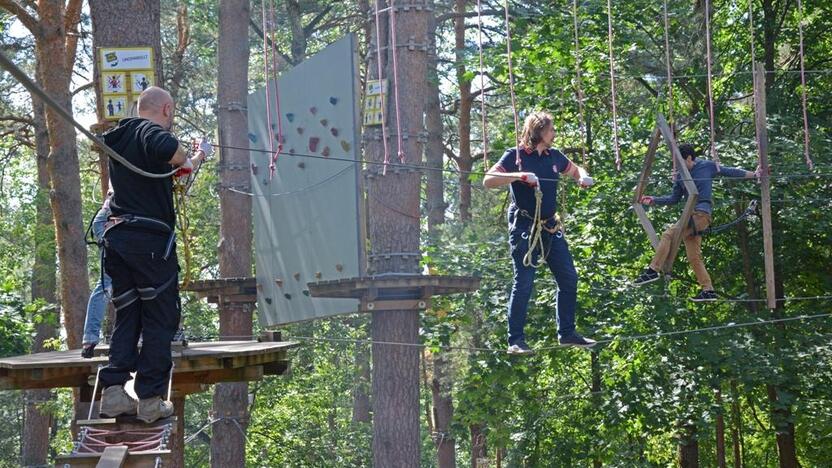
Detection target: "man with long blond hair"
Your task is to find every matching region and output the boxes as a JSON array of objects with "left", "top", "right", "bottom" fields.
[{"left": 484, "top": 111, "right": 596, "bottom": 354}]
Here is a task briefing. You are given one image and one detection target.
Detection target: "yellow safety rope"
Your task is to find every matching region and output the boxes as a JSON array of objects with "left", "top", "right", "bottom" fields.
[
  {"left": 172, "top": 142, "right": 197, "bottom": 289},
  {"left": 522, "top": 187, "right": 547, "bottom": 268}
]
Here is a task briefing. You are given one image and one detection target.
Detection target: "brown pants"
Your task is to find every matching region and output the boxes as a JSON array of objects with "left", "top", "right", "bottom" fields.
[{"left": 649, "top": 211, "right": 713, "bottom": 290}]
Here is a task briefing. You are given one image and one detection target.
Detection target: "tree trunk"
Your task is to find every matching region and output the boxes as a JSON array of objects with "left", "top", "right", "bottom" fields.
[
  {"left": 730, "top": 380, "right": 744, "bottom": 468},
  {"left": 168, "top": 4, "right": 190, "bottom": 103},
  {"left": 426, "top": 8, "right": 455, "bottom": 468},
  {"left": 454, "top": 0, "right": 473, "bottom": 222},
  {"left": 716, "top": 388, "right": 727, "bottom": 468},
  {"left": 470, "top": 423, "right": 487, "bottom": 468},
  {"left": 677, "top": 424, "right": 699, "bottom": 468},
  {"left": 22, "top": 82, "right": 57, "bottom": 468},
  {"left": 365, "top": 1, "right": 429, "bottom": 465},
  {"left": 285, "top": 0, "right": 308, "bottom": 65},
  {"left": 425, "top": 11, "right": 446, "bottom": 233},
  {"left": 212, "top": 1, "right": 253, "bottom": 467},
  {"left": 30, "top": 0, "right": 86, "bottom": 352},
  {"left": 592, "top": 351, "right": 602, "bottom": 468},
  {"left": 352, "top": 341, "right": 371, "bottom": 424},
  {"left": 432, "top": 352, "right": 456, "bottom": 468}
]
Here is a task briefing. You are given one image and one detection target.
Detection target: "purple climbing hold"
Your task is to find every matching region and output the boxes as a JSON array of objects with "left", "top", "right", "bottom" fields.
[
  {"left": 309, "top": 137, "right": 320, "bottom": 153},
  {"left": 309, "top": 106, "right": 317, "bottom": 115},
  {"left": 321, "top": 146, "right": 330, "bottom": 157}
]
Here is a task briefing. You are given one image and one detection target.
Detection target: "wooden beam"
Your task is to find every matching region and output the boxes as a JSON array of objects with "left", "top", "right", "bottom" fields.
[
  {"left": 753, "top": 62, "right": 777, "bottom": 309},
  {"left": 657, "top": 113, "right": 699, "bottom": 273},
  {"left": 633, "top": 127, "right": 662, "bottom": 248},
  {"left": 96, "top": 446, "right": 128, "bottom": 468}
]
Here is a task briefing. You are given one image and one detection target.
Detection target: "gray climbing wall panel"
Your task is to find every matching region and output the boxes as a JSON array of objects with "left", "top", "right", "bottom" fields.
[{"left": 249, "top": 34, "right": 363, "bottom": 326}]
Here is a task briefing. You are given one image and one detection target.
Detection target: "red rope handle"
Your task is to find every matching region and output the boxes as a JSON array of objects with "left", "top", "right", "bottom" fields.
[
  {"left": 663, "top": 0, "right": 676, "bottom": 177},
  {"left": 795, "top": 0, "right": 813, "bottom": 170},
  {"left": 269, "top": 0, "right": 284, "bottom": 176},
  {"left": 388, "top": 0, "right": 405, "bottom": 163},
  {"left": 373, "top": 0, "right": 391, "bottom": 174},
  {"left": 261, "top": 0, "right": 276, "bottom": 178},
  {"left": 606, "top": 0, "right": 621, "bottom": 171},
  {"left": 503, "top": 0, "right": 521, "bottom": 167},
  {"left": 572, "top": 0, "right": 587, "bottom": 166},
  {"left": 704, "top": 0, "right": 720, "bottom": 169}
]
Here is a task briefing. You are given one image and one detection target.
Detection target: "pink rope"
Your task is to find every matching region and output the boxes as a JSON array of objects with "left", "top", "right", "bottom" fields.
[
  {"left": 572, "top": 0, "right": 587, "bottom": 166},
  {"left": 704, "top": 0, "right": 720, "bottom": 169},
  {"left": 268, "top": 0, "right": 284, "bottom": 177},
  {"left": 388, "top": 0, "right": 405, "bottom": 163},
  {"left": 795, "top": 0, "right": 813, "bottom": 170},
  {"left": 373, "top": 0, "right": 391, "bottom": 174},
  {"left": 476, "top": 0, "right": 488, "bottom": 168},
  {"left": 663, "top": 0, "right": 676, "bottom": 176},
  {"left": 503, "top": 0, "right": 521, "bottom": 166},
  {"left": 606, "top": 0, "right": 621, "bottom": 171},
  {"left": 261, "top": 1, "right": 275, "bottom": 178}
]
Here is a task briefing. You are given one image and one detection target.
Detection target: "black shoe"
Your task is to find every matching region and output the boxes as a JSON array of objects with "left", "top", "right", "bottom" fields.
[
  {"left": 507, "top": 341, "right": 534, "bottom": 355},
  {"left": 633, "top": 267, "right": 660, "bottom": 285},
  {"left": 81, "top": 343, "right": 96, "bottom": 359},
  {"left": 558, "top": 333, "right": 597, "bottom": 349},
  {"left": 691, "top": 289, "right": 718, "bottom": 302}
]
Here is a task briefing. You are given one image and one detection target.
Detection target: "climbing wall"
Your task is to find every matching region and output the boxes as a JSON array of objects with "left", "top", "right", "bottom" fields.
[{"left": 248, "top": 34, "right": 363, "bottom": 326}]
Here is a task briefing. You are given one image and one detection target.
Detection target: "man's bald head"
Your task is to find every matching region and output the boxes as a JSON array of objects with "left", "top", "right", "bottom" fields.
[{"left": 137, "top": 86, "right": 175, "bottom": 130}]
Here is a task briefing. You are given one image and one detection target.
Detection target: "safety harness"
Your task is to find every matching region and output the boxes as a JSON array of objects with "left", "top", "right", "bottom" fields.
[
  {"left": 690, "top": 199, "right": 758, "bottom": 237},
  {"left": 95, "top": 214, "right": 178, "bottom": 312},
  {"left": 518, "top": 187, "right": 564, "bottom": 268}
]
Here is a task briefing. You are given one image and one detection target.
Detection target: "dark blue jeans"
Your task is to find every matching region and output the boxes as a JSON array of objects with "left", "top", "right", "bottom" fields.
[{"left": 507, "top": 227, "right": 578, "bottom": 346}]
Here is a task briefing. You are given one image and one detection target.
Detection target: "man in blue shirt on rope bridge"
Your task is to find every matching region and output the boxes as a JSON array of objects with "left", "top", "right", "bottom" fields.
[
  {"left": 633, "top": 144, "right": 759, "bottom": 301},
  {"left": 484, "top": 111, "right": 596, "bottom": 355}
]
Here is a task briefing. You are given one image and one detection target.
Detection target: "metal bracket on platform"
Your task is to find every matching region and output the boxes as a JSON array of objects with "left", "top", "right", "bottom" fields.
[{"left": 361, "top": 298, "right": 431, "bottom": 312}]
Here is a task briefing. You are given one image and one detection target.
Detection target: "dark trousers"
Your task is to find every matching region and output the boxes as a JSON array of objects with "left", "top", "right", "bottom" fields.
[
  {"left": 99, "top": 229, "right": 179, "bottom": 399},
  {"left": 507, "top": 228, "right": 578, "bottom": 346}
]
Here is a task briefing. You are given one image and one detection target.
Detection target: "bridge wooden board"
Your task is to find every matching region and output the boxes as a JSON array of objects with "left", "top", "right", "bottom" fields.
[{"left": 0, "top": 341, "right": 296, "bottom": 392}]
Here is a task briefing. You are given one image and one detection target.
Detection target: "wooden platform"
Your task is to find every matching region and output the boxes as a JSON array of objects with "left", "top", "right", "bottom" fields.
[
  {"left": 307, "top": 274, "right": 481, "bottom": 312},
  {"left": 0, "top": 340, "right": 296, "bottom": 396},
  {"left": 182, "top": 277, "right": 257, "bottom": 304}
]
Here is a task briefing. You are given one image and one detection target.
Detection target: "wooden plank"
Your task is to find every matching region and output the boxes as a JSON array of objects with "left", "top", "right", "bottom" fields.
[
  {"left": 95, "top": 446, "right": 128, "bottom": 468},
  {"left": 55, "top": 450, "right": 171, "bottom": 468},
  {"left": 754, "top": 62, "right": 777, "bottom": 309},
  {"left": 657, "top": 114, "right": 699, "bottom": 273},
  {"left": 633, "top": 204, "right": 659, "bottom": 249}
]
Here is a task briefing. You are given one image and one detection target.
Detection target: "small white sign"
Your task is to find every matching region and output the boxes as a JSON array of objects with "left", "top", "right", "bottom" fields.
[{"left": 100, "top": 48, "right": 153, "bottom": 71}]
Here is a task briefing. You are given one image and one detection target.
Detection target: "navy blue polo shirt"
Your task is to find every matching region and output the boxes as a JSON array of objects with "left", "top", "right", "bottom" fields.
[{"left": 493, "top": 146, "right": 573, "bottom": 227}]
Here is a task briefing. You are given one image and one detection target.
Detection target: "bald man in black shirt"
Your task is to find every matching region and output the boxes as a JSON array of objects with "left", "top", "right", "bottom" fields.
[{"left": 98, "top": 87, "right": 210, "bottom": 423}]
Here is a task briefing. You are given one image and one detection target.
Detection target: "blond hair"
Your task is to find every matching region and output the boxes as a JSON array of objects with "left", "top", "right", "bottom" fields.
[{"left": 519, "top": 111, "right": 554, "bottom": 149}]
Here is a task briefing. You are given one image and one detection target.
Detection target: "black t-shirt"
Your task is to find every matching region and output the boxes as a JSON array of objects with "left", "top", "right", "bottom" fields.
[
  {"left": 103, "top": 117, "right": 179, "bottom": 227},
  {"left": 492, "top": 146, "right": 573, "bottom": 226}
]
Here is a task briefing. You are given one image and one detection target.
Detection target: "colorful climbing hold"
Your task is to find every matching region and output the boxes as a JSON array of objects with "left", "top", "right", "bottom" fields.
[
  {"left": 320, "top": 119, "right": 328, "bottom": 127},
  {"left": 329, "top": 97, "right": 338, "bottom": 105},
  {"left": 286, "top": 113, "right": 295, "bottom": 122},
  {"left": 330, "top": 128, "right": 339, "bottom": 137},
  {"left": 321, "top": 146, "right": 330, "bottom": 157},
  {"left": 248, "top": 133, "right": 258, "bottom": 143},
  {"left": 309, "top": 106, "right": 317, "bottom": 115},
  {"left": 309, "top": 137, "right": 320, "bottom": 153},
  {"left": 297, "top": 127, "right": 304, "bottom": 134},
  {"left": 340, "top": 140, "right": 352, "bottom": 152}
]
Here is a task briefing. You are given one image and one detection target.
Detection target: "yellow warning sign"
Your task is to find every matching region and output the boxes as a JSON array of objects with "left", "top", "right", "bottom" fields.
[
  {"left": 363, "top": 79, "right": 387, "bottom": 127},
  {"left": 98, "top": 47, "right": 155, "bottom": 120}
]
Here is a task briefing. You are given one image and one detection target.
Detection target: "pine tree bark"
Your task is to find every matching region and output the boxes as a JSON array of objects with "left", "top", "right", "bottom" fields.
[
  {"left": 426, "top": 7, "right": 455, "bottom": 468},
  {"left": 677, "top": 423, "right": 699, "bottom": 468},
  {"left": 212, "top": 1, "right": 253, "bottom": 467},
  {"left": 365, "top": 0, "right": 429, "bottom": 465},
  {"left": 21, "top": 81, "right": 57, "bottom": 468},
  {"left": 716, "top": 388, "right": 727, "bottom": 468},
  {"left": 453, "top": 0, "right": 473, "bottom": 222}
]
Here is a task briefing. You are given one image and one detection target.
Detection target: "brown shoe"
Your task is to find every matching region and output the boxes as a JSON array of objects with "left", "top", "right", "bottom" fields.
[
  {"left": 99, "top": 385, "right": 138, "bottom": 418},
  {"left": 137, "top": 396, "right": 174, "bottom": 423}
]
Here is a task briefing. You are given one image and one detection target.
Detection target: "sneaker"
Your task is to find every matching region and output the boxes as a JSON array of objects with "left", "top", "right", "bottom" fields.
[
  {"left": 691, "top": 289, "right": 718, "bottom": 302},
  {"left": 99, "top": 385, "right": 138, "bottom": 418},
  {"left": 81, "top": 343, "right": 96, "bottom": 359},
  {"left": 137, "top": 396, "right": 174, "bottom": 423},
  {"left": 633, "top": 267, "right": 660, "bottom": 285},
  {"left": 558, "top": 333, "right": 597, "bottom": 349},
  {"left": 507, "top": 341, "right": 534, "bottom": 355}
]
